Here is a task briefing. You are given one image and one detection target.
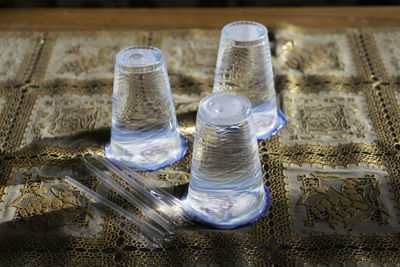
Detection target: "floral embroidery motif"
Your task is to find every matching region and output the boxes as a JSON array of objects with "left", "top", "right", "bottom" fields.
[
  {"left": 278, "top": 40, "right": 344, "bottom": 74},
  {"left": 56, "top": 44, "right": 118, "bottom": 76},
  {"left": 297, "top": 173, "right": 389, "bottom": 230},
  {"left": 300, "top": 105, "right": 349, "bottom": 133},
  {"left": 50, "top": 107, "right": 99, "bottom": 135},
  {"left": 284, "top": 164, "right": 400, "bottom": 235},
  {"left": 0, "top": 167, "right": 105, "bottom": 238},
  {"left": 160, "top": 34, "right": 218, "bottom": 80},
  {"left": 374, "top": 32, "right": 400, "bottom": 76},
  {"left": 7, "top": 172, "right": 93, "bottom": 232},
  {"left": 280, "top": 91, "right": 375, "bottom": 144},
  {"left": 22, "top": 94, "right": 111, "bottom": 148},
  {"left": 45, "top": 37, "right": 139, "bottom": 80},
  {"left": 273, "top": 31, "right": 357, "bottom": 77}
]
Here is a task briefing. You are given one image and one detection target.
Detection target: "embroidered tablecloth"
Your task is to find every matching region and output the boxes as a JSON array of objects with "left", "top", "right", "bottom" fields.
[{"left": 1, "top": 25, "right": 400, "bottom": 266}]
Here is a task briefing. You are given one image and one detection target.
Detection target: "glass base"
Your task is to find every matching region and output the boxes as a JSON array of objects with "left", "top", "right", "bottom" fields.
[
  {"left": 182, "top": 185, "right": 271, "bottom": 230},
  {"left": 256, "top": 108, "right": 286, "bottom": 141},
  {"left": 104, "top": 133, "right": 188, "bottom": 172}
]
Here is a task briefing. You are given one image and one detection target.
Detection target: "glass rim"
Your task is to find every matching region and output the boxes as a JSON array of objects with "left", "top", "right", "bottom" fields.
[
  {"left": 221, "top": 21, "right": 268, "bottom": 46},
  {"left": 198, "top": 92, "right": 253, "bottom": 127},
  {"left": 115, "top": 45, "right": 165, "bottom": 73}
]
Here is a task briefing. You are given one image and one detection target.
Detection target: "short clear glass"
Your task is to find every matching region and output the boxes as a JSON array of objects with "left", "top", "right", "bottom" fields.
[
  {"left": 183, "top": 92, "right": 271, "bottom": 229},
  {"left": 213, "top": 21, "right": 286, "bottom": 140},
  {"left": 105, "top": 46, "right": 188, "bottom": 171}
]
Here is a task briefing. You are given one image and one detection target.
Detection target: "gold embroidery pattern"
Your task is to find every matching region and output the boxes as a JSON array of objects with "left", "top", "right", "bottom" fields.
[
  {"left": 300, "top": 105, "right": 349, "bottom": 133},
  {"left": 140, "top": 169, "right": 190, "bottom": 188},
  {"left": 281, "top": 91, "right": 375, "bottom": 144},
  {"left": 279, "top": 40, "right": 344, "bottom": 74},
  {"left": 151, "top": 30, "right": 217, "bottom": 100},
  {"left": 1, "top": 27, "right": 400, "bottom": 265},
  {"left": 8, "top": 173, "right": 92, "bottom": 231},
  {"left": 0, "top": 165, "right": 105, "bottom": 240},
  {"left": 154, "top": 30, "right": 219, "bottom": 81},
  {"left": 50, "top": 107, "right": 99, "bottom": 135},
  {"left": 0, "top": 186, "right": 6, "bottom": 211},
  {"left": 56, "top": 44, "right": 118, "bottom": 76},
  {"left": 297, "top": 173, "right": 389, "bottom": 230},
  {"left": 42, "top": 34, "right": 147, "bottom": 81},
  {"left": 21, "top": 94, "right": 112, "bottom": 148},
  {"left": 273, "top": 30, "right": 359, "bottom": 78}
]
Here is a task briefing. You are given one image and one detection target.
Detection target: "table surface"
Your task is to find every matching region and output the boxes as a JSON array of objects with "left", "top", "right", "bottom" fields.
[
  {"left": 0, "top": 6, "right": 400, "bottom": 30},
  {"left": 1, "top": 6, "right": 400, "bottom": 266}
]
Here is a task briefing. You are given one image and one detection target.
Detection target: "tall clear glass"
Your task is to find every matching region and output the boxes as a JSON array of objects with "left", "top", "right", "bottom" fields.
[
  {"left": 184, "top": 92, "right": 271, "bottom": 229},
  {"left": 105, "top": 46, "right": 187, "bottom": 171},
  {"left": 213, "top": 21, "right": 286, "bottom": 140}
]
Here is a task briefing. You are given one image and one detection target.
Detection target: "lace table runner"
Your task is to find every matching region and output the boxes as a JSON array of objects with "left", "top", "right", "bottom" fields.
[{"left": 0, "top": 25, "right": 400, "bottom": 265}]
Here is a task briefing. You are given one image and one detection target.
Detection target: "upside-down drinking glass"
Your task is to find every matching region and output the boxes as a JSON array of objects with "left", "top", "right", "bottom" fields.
[
  {"left": 213, "top": 21, "right": 286, "bottom": 140},
  {"left": 105, "top": 46, "right": 188, "bottom": 171},
  {"left": 183, "top": 92, "right": 271, "bottom": 229}
]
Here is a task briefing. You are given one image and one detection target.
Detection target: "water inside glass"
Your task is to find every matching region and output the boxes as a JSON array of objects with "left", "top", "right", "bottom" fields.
[
  {"left": 184, "top": 92, "right": 270, "bottom": 229},
  {"left": 213, "top": 21, "right": 285, "bottom": 140},
  {"left": 105, "top": 46, "right": 187, "bottom": 171}
]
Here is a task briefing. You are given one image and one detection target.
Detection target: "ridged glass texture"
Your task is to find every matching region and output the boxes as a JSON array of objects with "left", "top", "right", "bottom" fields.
[
  {"left": 184, "top": 92, "right": 270, "bottom": 229},
  {"left": 105, "top": 46, "right": 187, "bottom": 171}
]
